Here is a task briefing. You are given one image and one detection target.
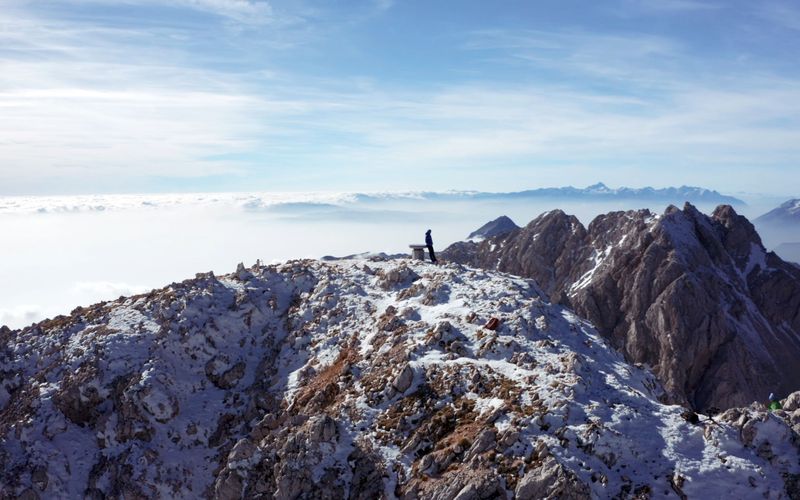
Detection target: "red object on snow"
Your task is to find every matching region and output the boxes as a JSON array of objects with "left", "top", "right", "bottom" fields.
[{"left": 484, "top": 317, "right": 500, "bottom": 330}]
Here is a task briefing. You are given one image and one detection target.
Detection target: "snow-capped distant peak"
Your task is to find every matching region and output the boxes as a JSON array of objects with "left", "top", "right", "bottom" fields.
[
  {"left": 754, "top": 198, "right": 800, "bottom": 228},
  {"left": 585, "top": 182, "right": 611, "bottom": 193}
]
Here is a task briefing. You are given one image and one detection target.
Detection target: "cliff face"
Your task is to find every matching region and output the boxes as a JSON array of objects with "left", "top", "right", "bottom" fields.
[
  {"left": 443, "top": 203, "right": 800, "bottom": 411},
  {"left": 3, "top": 258, "right": 800, "bottom": 498}
]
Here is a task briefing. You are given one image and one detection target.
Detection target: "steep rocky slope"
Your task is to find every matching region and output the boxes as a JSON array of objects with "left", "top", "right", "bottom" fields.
[
  {"left": 443, "top": 204, "right": 800, "bottom": 411},
  {"left": 2, "top": 258, "right": 800, "bottom": 498}
]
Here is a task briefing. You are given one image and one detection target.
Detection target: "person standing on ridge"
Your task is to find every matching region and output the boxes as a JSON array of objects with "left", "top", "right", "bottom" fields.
[
  {"left": 425, "top": 229, "right": 437, "bottom": 264},
  {"left": 768, "top": 393, "right": 782, "bottom": 410}
]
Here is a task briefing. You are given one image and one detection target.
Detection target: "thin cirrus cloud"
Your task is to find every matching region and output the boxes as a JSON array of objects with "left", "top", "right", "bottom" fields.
[
  {"left": 462, "top": 29, "right": 686, "bottom": 91},
  {"left": 63, "top": 0, "right": 276, "bottom": 24},
  {"left": 0, "top": 7, "right": 272, "bottom": 192},
  {"left": 451, "top": 28, "right": 800, "bottom": 158},
  {"left": 169, "top": 0, "right": 273, "bottom": 23},
  {"left": 621, "top": 0, "right": 723, "bottom": 12},
  {"left": 0, "top": 0, "right": 799, "bottom": 195},
  {"left": 318, "top": 24, "right": 800, "bottom": 183},
  {"left": 756, "top": 1, "right": 800, "bottom": 32}
]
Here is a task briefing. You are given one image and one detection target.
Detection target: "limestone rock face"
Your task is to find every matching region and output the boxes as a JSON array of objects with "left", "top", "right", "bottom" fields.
[
  {"left": 515, "top": 457, "right": 591, "bottom": 500},
  {"left": 444, "top": 203, "right": 800, "bottom": 410}
]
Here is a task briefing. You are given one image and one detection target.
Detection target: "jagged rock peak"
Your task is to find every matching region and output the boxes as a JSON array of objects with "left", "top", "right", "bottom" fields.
[
  {"left": 585, "top": 181, "right": 610, "bottom": 192},
  {"left": 712, "top": 203, "right": 741, "bottom": 222},
  {"left": 525, "top": 209, "right": 585, "bottom": 234},
  {"left": 442, "top": 205, "right": 800, "bottom": 412},
  {"left": 3, "top": 257, "right": 800, "bottom": 498},
  {"left": 467, "top": 215, "right": 520, "bottom": 241}
]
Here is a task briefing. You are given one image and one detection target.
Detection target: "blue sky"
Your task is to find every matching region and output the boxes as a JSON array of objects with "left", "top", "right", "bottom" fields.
[{"left": 1, "top": 0, "right": 799, "bottom": 196}]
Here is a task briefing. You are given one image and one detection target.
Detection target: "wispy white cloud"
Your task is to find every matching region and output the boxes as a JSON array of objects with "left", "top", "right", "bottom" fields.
[
  {"left": 61, "top": 0, "right": 275, "bottom": 24},
  {"left": 0, "top": 76, "right": 268, "bottom": 187},
  {"left": 0, "top": 5, "right": 281, "bottom": 192},
  {"left": 173, "top": 0, "right": 273, "bottom": 23},
  {"left": 373, "top": 0, "right": 394, "bottom": 11},
  {"left": 464, "top": 29, "right": 685, "bottom": 88},
  {"left": 756, "top": 1, "right": 800, "bottom": 31},
  {"left": 621, "top": 0, "right": 722, "bottom": 12},
  {"left": 1, "top": 2, "right": 799, "bottom": 195},
  {"left": 328, "top": 83, "right": 800, "bottom": 169},
  {"left": 0, "top": 2, "right": 406, "bottom": 193}
]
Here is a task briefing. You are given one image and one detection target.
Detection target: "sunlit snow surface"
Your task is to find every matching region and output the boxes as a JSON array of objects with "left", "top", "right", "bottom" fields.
[{"left": 1, "top": 257, "right": 796, "bottom": 498}]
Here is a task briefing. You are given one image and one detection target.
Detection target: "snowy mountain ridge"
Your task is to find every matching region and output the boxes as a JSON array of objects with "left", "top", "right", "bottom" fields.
[
  {"left": 753, "top": 198, "right": 800, "bottom": 263},
  {"left": 2, "top": 258, "right": 800, "bottom": 498},
  {"left": 442, "top": 203, "right": 800, "bottom": 411},
  {"left": 755, "top": 199, "right": 800, "bottom": 224}
]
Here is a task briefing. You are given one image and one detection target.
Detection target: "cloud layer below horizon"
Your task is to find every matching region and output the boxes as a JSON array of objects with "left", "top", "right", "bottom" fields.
[{"left": 0, "top": 188, "right": 795, "bottom": 330}]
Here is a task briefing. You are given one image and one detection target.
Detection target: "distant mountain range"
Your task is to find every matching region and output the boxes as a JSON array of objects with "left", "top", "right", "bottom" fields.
[
  {"left": 0, "top": 184, "right": 744, "bottom": 214},
  {"left": 755, "top": 199, "right": 800, "bottom": 227},
  {"left": 753, "top": 199, "right": 800, "bottom": 261},
  {"left": 487, "top": 182, "right": 745, "bottom": 204},
  {"left": 355, "top": 182, "right": 746, "bottom": 205}
]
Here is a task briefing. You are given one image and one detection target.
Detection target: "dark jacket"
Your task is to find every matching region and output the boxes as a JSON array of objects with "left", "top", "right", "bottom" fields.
[{"left": 425, "top": 233, "right": 433, "bottom": 247}]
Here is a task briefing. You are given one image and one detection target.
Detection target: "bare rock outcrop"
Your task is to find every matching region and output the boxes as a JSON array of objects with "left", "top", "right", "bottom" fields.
[
  {"left": 515, "top": 456, "right": 591, "bottom": 500},
  {"left": 467, "top": 215, "right": 520, "bottom": 241},
  {"left": 444, "top": 203, "right": 800, "bottom": 410}
]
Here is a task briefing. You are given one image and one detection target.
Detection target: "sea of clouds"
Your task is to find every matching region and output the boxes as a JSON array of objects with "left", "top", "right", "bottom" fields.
[{"left": 0, "top": 191, "right": 787, "bottom": 329}]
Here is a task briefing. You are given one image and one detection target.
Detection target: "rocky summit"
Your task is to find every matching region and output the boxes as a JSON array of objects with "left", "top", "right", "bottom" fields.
[
  {"left": 442, "top": 203, "right": 800, "bottom": 411},
  {"left": 467, "top": 216, "right": 520, "bottom": 241},
  {"left": 2, "top": 258, "right": 800, "bottom": 498}
]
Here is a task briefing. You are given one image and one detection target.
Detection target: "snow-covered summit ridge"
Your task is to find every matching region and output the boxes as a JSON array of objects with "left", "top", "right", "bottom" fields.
[
  {"left": 780, "top": 198, "right": 800, "bottom": 212},
  {"left": 2, "top": 257, "right": 800, "bottom": 498}
]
